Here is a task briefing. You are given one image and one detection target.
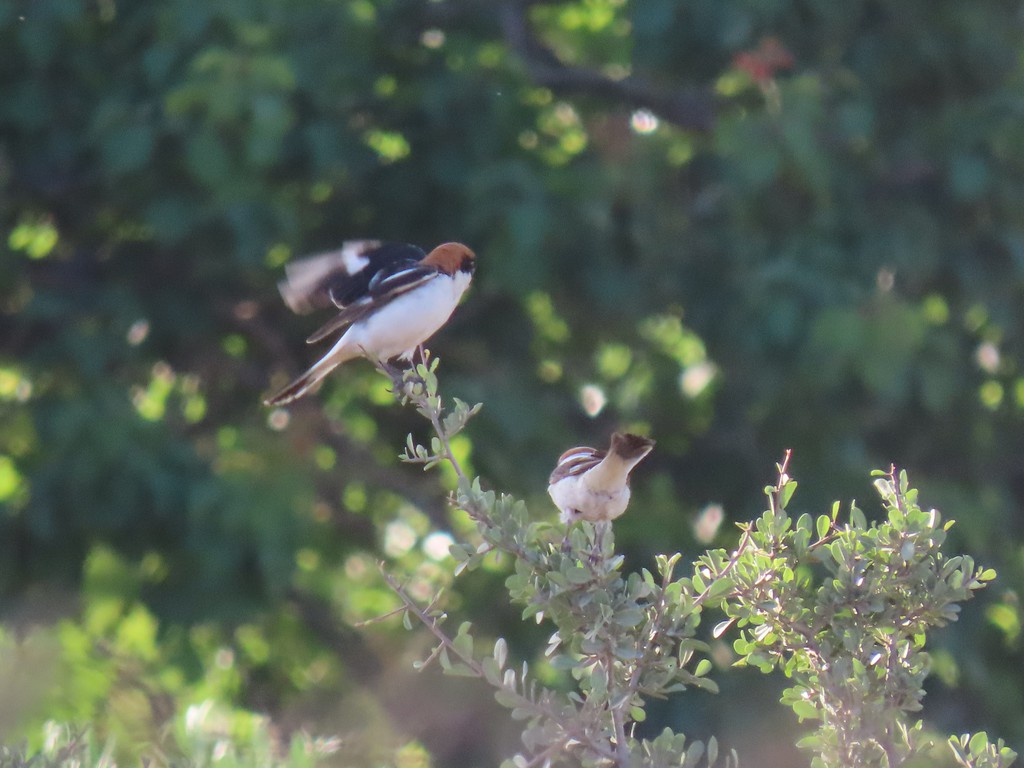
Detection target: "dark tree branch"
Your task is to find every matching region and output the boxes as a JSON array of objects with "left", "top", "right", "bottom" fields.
[{"left": 498, "top": 0, "right": 715, "bottom": 132}]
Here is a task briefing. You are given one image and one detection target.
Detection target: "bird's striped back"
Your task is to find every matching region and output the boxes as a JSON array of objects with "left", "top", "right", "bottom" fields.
[{"left": 548, "top": 446, "right": 605, "bottom": 484}]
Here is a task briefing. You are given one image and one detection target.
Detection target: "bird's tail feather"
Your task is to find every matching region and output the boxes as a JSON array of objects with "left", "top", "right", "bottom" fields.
[{"left": 265, "top": 357, "right": 342, "bottom": 406}]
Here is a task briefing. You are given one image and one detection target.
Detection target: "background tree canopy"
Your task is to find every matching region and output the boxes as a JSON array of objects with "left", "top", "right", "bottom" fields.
[{"left": 2, "top": 0, "right": 1023, "bottom": 765}]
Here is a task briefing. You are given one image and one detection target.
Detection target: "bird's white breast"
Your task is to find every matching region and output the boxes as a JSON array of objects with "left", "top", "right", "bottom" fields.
[
  {"left": 548, "top": 474, "right": 632, "bottom": 524},
  {"left": 340, "top": 270, "right": 471, "bottom": 361}
]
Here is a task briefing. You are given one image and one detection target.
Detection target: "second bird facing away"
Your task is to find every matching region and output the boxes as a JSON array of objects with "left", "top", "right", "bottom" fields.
[
  {"left": 265, "top": 240, "right": 476, "bottom": 406},
  {"left": 547, "top": 433, "right": 655, "bottom": 524}
]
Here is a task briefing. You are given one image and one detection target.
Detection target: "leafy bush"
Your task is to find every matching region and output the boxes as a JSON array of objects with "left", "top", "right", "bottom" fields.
[
  {"left": 0, "top": 707, "right": 338, "bottom": 768},
  {"left": 381, "top": 360, "right": 1014, "bottom": 768}
]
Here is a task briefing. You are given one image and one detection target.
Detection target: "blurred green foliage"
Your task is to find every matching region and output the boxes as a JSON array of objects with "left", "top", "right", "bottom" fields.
[{"left": 2, "top": 0, "right": 1023, "bottom": 765}]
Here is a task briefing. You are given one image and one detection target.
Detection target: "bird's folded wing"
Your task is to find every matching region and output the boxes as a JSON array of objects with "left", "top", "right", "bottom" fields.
[
  {"left": 305, "top": 265, "right": 441, "bottom": 344},
  {"left": 327, "top": 244, "right": 425, "bottom": 308},
  {"left": 548, "top": 447, "right": 605, "bottom": 484}
]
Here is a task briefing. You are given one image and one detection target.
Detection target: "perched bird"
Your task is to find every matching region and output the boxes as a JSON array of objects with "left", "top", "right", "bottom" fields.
[
  {"left": 265, "top": 240, "right": 476, "bottom": 406},
  {"left": 547, "top": 433, "right": 655, "bottom": 524}
]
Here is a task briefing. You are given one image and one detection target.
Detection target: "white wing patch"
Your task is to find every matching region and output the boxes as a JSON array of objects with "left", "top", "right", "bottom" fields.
[{"left": 341, "top": 241, "right": 372, "bottom": 274}]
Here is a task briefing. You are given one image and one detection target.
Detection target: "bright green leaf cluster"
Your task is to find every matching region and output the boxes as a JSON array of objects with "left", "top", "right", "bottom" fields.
[{"left": 949, "top": 732, "right": 1019, "bottom": 768}]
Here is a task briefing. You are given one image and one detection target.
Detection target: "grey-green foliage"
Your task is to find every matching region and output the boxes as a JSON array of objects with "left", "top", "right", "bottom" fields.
[
  {"left": 393, "top": 358, "right": 734, "bottom": 768},
  {"left": 719, "top": 457, "right": 1012, "bottom": 768},
  {"left": 0, "top": 716, "right": 338, "bottom": 768},
  {"left": 391, "top": 363, "right": 1014, "bottom": 768}
]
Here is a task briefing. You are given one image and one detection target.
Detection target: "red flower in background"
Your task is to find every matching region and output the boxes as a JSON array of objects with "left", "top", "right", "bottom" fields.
[{"left": 733, "top": 37, "right": 795, "bottom": 84}]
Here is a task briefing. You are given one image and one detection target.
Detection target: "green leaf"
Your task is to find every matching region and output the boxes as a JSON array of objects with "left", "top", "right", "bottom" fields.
[
  {"left": 850, "top": 504, "right": 867, "bottom": 530},
  {"left": 969, "top": 731, "right": 990, "bottom": 754},
  {"left": 452, "top": 622, "right": 474, "bottom": 657},
  {"left": 790, "top": 699, "right": 819, "bottom": 721},
  {"left": 565, "top": 566, "right": 593, "bottom": 585},
  {"left": 682, "top": 739, "right": 704, "bottom": 768},
  {"left": 493, "top": 637, "right": 508, "bottom": 669},
  {"left": 445, "top": 661, "right": 479, "bottom": 678},
  {"left": 781, "top": 479, "right": 798, "bottom": 507},
  {"left": 713, "top": 618, "right": 735, "bottom": 639},
  {"left": 704, "top": 575, "right": 734, "bottom": 602},
  {"left": 615, "top": 607, "right": 645, "bottom": 627},
  {"left": 494, "top": 689, "right": 521, "bottom": 710},
  {"left": 481, "top": 656, "right": 500, "bottom": 684},
  {"left": 691, "top": 676, "right": 719, "bottom": 694}
]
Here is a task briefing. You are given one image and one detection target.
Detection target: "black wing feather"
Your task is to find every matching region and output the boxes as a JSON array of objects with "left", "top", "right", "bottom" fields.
[
  {"left": 327, "top": 243, "right": 426, "bottom": 307},
  {"left": 305, "top": 265, "right": 440, "bottom": 344},
  {"left": 279, "top": 241, "right": 426, "bottom": 314}
]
